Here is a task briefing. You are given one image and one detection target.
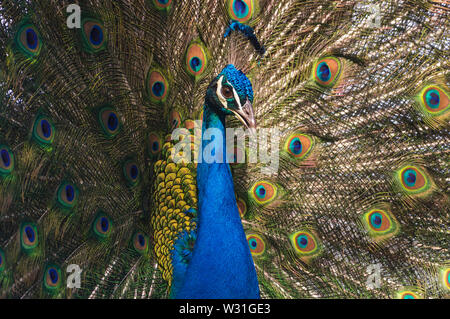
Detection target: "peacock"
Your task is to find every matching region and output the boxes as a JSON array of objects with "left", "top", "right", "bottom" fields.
[{"left": 0, "top": 0, "right": 449, "bottom": 299}]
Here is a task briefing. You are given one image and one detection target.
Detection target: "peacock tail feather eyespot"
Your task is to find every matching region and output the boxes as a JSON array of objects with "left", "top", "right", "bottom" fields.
[
  {"left": 185, "top": 40, "right": 209, "bottom": 79},
  {"left": 394, "top": 164, "right": 433, "bottom": 196},
  {"left": 227, "top": 0, "right": 255, "bottom": 23},
  {"left": 146, "top": 68, "right": 169, "bottom": 102},
  {"left": 289, "top": 230, "right": 321, "bottom": 257},
  {"left": 236, "top": 197, "right": 247, "bottom": 218},
  {"left": 92, "top": 212, "right": 113, "bottom": 239},
  {"left": 149, "top": 133, "right": 162, "bottom": 156},
  {"left": 152, "top": 0, "right": 172, "bottom": 10},
  {"left": 0, "top": 145, "right": 14, "bottom": 175},
  {"left": 169, "top": 110, "right": 182, "bottom": 131},
  {"left": 43, "top": 265, "right": 62, "bottom": 291},
  {"left": 441, "top": 268, "right": 450, "bottom": 290},
  {"left": 81, "top": 18, "right": 106, "bottom": 53},
  {"left": 56, "top": 182, "right": 78, "bottom": 210},
  {"left": 123, "top": 160, "right": 140, "bottom": 186},
  {"left": 132, "top": 232, "right": 149, "bottom": 254},
  {"left": 32, "top": 115, "right": 55, "bottom": 146},
  {"left": 0, "top": 249, "right": 5, "bottom": 273},
  {"left": 313, "top": 56, "right": 342, "bottom": 88},
  {"left": 362, "top": 208, "right": 398, "bottom": 239},
  {"left": 396, "top": 290, "right": 420, "bottom": 299},
  {"left": 98, "top": 107, "right": 121, "bottom": 137},
  {"left": 246, "top": 234, "right": 266, "bottom": 256},
  {"left": 446, "top": 269, "right": 450, "bottom": 290},
  {"left": 249, "top": 181, "right": 277, "bottom": 205},
  {"left": 284, "top": 132, "right": 315, "bottom": 160},
  {"left": 417, "top": 85, "right": 449, "bottom": 117},
  {"left": 20, "top": 222, "right": 38, "bottom": 251},
  {"left": 15, "top": 23, "right": 42, "bottom": 57}
]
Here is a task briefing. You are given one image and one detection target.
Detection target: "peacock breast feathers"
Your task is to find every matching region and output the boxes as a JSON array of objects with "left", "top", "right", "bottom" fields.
[{"left": 150, "top": 125, "right": 201, "bottom": 287}]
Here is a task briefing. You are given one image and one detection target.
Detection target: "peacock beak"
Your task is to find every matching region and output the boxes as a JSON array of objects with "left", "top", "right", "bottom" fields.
[{"left": 231, "top": 98, "right": 257, "bottom": 137}]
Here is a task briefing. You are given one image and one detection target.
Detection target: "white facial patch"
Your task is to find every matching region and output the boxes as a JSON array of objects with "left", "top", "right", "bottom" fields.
[
  {"left": 216, "top": 76, "right": 227, "bottom": 108},
  {"left": 232, "top": 86, "right": 242, "bottom": 109},
  {"left": 216, "top": 76, "right": 242, "bottom": 110}
]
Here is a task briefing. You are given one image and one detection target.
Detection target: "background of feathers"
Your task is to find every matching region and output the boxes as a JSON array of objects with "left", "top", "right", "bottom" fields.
[{"left": 0, "top": 0, "right": 448, "bottom": 299}]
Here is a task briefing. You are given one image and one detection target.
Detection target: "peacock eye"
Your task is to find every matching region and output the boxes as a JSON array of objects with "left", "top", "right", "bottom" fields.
[
  {"left": 419, "top": 85, "right": 449, "bottom": 115},
  {"left": 99, "top": 107, "right": 121, "bottom": 138},
  {"left": 395, "top": 165, "right": 432, "bottom": 196},
  {"left": 227, "top": 0, "right": 254, "bottom": 23},
  {"left": 44, "top": 265, "right": 62, "bottom": 291},
  {"left": 236, "top": 197, "right": 247, "bottom": 218},
  {"left": 148, "top": 133, "right": 162, "bottom": 156},
  {"left": 289, "top": 230, "right": 321, "bottom": 257},
  {"left": 0, "top": 145, "right": 14, "bottom": 175},
  {"left": 397, "top": 291, "right": 420, "bottom": 299},
  {"left": 92, "top": 213, "right": 113, "bottom": 239},
  {"left": 32, "top": 115, "right": 55, "bottom": 146},
  {"left": 146, "top": 69, "right": 169, "bottom": 102},
  {"left": 20, "top": 222, "right": 38, "bottom": 252},
  {"left": 169, "top": 110, "right": 182, "bottom": 130},
  {"left": 153, "top": 0, "right": 172, "bottom": 10},
  {"left": 221, "top": 86, "right": 234, "bottom": 99},
  {"left": 81, "top": 19, "right": 106, "bottom": 52},
  {"left": 246, "top": 234, "right": 266, "bottom": 256},
  {"left": 442, "top": 268, "right": 450, "bottom": 290},
  {"left": 123, "top": 160, "right": 140, "bottom": 186},
  {"left": 132, "top": 232, "right": 149, "bottom": 254},
  {"left": 313, "top": 56, "right": 342, "bottom": 87},
  {"left": 250, "top": 181, "right": 278, "bottom": 205},
  {"left": 284, "top": 132, "right": 315, "bottom": 160},
  {"left": 56, "top": 182, "right": 78, "bottom": 210},
  {"left": 16, "top": 23, "right": 42, "bottom": 57},
  {"left": 363, "top": 208, "right": 398, "bottom": 239},
  {"left": 185, "top": 40, "right": 209, "bottom": 80},
  {"left": 0, "top": 249, "right": 5, "bottom": 273}
]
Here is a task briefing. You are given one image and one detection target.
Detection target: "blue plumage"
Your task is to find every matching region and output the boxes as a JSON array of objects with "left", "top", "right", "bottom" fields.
[
  {"left": 173, "top": 65, "right": 260, "bottom": 299},
  {"left": 170, "top": 229, "right": 197, "bottom": 297},
  {"left": 219, "top": 65, "right": 254, "bottom": 104}
]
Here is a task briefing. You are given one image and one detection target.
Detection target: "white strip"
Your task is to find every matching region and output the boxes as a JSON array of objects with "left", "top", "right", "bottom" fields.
[{"left": 216, "top": 76, "right": 227, "bottom": 108}]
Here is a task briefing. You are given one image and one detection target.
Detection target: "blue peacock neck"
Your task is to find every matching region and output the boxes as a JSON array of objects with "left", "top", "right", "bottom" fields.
[{"left": 174, "top": 103, "right": 260, "bottom": 299}]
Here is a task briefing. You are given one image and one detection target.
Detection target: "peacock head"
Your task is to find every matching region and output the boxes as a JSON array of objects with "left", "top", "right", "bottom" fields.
[{"left": 205, "top": 64, "right": 256, "bottom": 134}]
